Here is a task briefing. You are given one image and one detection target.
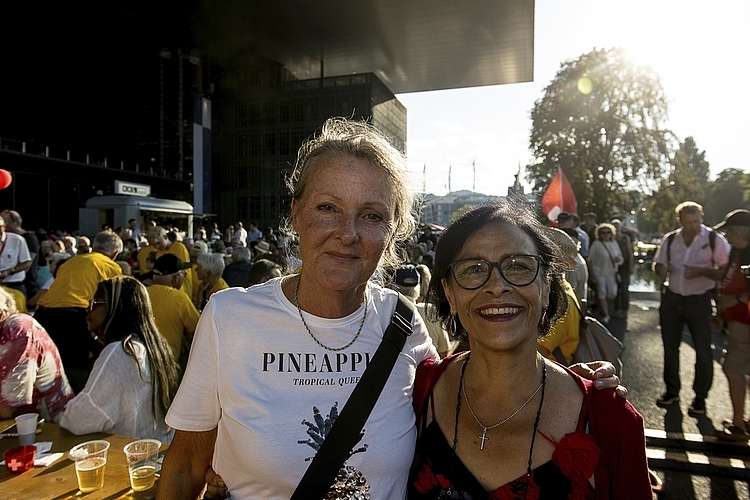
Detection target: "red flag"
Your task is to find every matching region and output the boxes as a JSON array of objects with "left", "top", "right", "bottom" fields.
[{"left": 541, "top": 167, "right": 578, "bottom": 225}]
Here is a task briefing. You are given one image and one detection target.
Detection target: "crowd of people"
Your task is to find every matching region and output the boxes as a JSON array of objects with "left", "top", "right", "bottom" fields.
[{"left": 4, "top": 116, "right": 749, "bottom": 499}]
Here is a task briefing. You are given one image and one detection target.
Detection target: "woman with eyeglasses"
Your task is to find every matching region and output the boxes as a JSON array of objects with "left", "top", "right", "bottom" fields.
[
  {"left": 196, "top": 121, "right": 626, "bottom": 500},
  {"left": 59, "top": 275, "right": 179, "bottom": 442},
  {"left": 588, "top": 223, "right": 624, "bottom": 324},
  {"left": 409, "top": 202, "right": 650, "bottom": 500}
]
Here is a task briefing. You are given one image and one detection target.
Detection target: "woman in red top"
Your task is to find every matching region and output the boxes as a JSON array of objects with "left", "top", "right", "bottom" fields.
[
  {"left": 409, "top": 201, "right": 651, "bottom": 500},
  {"left": 714, "top": 209, "right": 750, "bottom": 440}
]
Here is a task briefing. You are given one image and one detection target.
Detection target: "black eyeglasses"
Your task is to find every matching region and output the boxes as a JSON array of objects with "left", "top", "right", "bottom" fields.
[
  {"left": 86, "top": 300, "right": 107, "bottom": 312},
  {"left": 449, "top": 255, "right": 542, "bottom": 290}
]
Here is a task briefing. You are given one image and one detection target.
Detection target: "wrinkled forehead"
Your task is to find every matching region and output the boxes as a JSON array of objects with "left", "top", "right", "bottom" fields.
[{"left": 304, "top": 151, "right": 395, "bottom": 190}]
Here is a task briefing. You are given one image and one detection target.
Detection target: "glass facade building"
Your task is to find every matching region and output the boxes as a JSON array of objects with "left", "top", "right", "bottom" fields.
[{"left": 212, "top": 59, "right": 406, "bottom": 229}]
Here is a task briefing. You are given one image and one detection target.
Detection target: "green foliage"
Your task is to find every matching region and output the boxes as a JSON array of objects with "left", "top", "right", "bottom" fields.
[
  {"left": 527, "top": 48, "right": 672, "bottom": 222},
  {"left": 641, "top": 137, "right": 715, "bottom": 234},
  {"left": 451, "top": 205, "right": 477, "bottom": 223},
  {"left": 680, "top": 137, "right": 710, "bottom": 188},
  {"left": 703, "top": 168, "right": 750, "bottom": 225}
]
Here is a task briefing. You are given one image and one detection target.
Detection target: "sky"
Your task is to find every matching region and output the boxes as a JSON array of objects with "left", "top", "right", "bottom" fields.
[{"left": 397, "top": 0, "right": 750, "bottom": 198}]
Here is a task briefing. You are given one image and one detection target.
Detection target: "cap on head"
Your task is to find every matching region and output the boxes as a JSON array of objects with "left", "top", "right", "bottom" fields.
[
  {"left": 191, "top": 241, "right": 208, "bottom": 256},
  {"left": 556, "top": 212, "right": 574, "bottom": 223},
  {"left": 715, "top": 209, "right": 750, "bottom": 231},
  {"left": 254, "top": 240, "right": 271, "bottom": 254},
  {"left": 395, "top": 265, "right": 420, "bottom": 287},
  {"left": 152, "top": 254, "right": 192, "bottom": 276},
  {"left": 547, "top": 228, "right": 579, "bottom": 269}
]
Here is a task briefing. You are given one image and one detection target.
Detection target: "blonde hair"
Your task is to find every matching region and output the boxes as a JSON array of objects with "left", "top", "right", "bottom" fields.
[
  {"left": 284, "top": 117, "right": 417, "bottom": 270},
  {"left": 0, "top": 287, "right": 18, "bottom": 316}
]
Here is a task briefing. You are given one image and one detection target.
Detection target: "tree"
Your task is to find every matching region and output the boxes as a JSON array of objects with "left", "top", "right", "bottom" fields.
[
  {"left": 679, "top": 137, "right": 710, "bottom": 190},
  {"left": 527, "top": 48, "right": 672, "bottom": 222},
  {"left": 640, "top": 137, "right": 710, "bottom": 234},
  {"left": 704, "top": 168, "right": 750, "bottom": 226}
]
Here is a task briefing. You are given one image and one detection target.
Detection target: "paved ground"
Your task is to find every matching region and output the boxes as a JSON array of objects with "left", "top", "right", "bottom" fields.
[{"left": 607, "top": 288, "right": 749, "bottom": 500}]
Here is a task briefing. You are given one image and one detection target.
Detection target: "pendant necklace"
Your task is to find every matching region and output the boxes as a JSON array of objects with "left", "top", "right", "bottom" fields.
[
  {"left": 451, "top": 354, "right": 547, "bottom": 500},
  {"left": 461, "top": 353, "right": 546, "bottom": 451},
  {"left": 295, "top": 274, "right": 368, "bottom": 352}
]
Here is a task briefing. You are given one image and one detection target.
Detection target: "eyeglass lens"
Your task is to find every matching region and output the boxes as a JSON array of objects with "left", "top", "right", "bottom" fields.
[
  {"left": 87, "top": 300, "right": 105, "bottom": 311},
  {"left": 451, "top": 255, "right": 540, "bottom": 289}
]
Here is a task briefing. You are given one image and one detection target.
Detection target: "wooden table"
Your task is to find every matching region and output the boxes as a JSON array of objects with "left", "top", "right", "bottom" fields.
[{"left": 0, "top": 419, "right": 167, "bottom": 500}]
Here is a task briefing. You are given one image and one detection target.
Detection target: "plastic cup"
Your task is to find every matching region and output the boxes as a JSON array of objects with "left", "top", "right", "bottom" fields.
[
  {"left": 69, "top": 440, "right": 110, "bottom": 493},
  {"left": 14, "top": 413, "right": 38, "bottom": 446},
  {"left": 4, "top": 445, "right": 36, "bottom": 473},
  {"left": 123, "top": 439, "right": 161, "bottom": 491}
]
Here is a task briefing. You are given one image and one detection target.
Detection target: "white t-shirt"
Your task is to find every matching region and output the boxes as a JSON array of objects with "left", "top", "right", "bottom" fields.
[
  {"left": 234, "top": 227, "right": 248, "bottom": 243},
  {"left": 167, "top": 278, "right": 438, "bottom": 500},
  {"left": 0, "top": 232, "right": 31, "bottom": 283},
  {"left": 60, "top": 339, "right": 173, "bottom": 443},
  {"left": 589, "top": 239, "right": 624, "bottom": 278}
]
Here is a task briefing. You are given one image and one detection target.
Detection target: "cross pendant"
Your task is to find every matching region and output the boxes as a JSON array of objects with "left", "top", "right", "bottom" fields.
[{"left": 478, "top": 428, "right": 489, "bottom": 450}]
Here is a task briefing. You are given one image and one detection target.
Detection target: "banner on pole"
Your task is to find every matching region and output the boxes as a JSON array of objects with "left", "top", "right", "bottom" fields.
[{"left": 541, "top": 166, "right": 578, "bottom": 224}]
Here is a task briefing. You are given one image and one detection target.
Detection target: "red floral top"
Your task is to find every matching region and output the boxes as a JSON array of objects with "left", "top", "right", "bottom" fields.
[
  {"left": 411, "top": 355, "right": 652, "bottom": 500},
  {"left": 409, "top": 420, "right": 598, "bottom": 499}
]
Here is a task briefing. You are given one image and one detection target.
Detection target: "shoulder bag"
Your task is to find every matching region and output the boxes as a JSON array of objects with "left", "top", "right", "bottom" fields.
[
  {"left": 289, "top": 293, "right": 415, "bottom": 500},
  {"left": 569, "top": 295, "right": 624, "bottom": 376},
  {"left": 602, "top": 242, "right": 622, "bottom": 284}
]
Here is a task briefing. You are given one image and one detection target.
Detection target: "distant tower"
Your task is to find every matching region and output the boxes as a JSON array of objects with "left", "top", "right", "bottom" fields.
[
  {"left": 448, "top": 163, "right": 452, "bottom": 193},
  {"left": 423, "top": 163, "right": 426, "bottom": 193},
  {"left": 472, "top": 160, "right": 476, "bottom": 191},
  {"left": 508, "top": 163, "right": 524, "bottom": 197}
]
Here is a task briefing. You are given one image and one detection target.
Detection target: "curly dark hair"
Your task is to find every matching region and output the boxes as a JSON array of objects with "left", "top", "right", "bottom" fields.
[{"left": 426, "top": 200, "right": 568, "bottom": 341}]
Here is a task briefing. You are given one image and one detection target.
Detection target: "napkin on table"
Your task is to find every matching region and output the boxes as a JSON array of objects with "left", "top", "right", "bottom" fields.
[{"left": 0, "top": 442, "right": 64, "bottom": 467}]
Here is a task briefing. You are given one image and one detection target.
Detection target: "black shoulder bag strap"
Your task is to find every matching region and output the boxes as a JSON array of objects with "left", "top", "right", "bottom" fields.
[{"left": 290, "top": 294, "right": 415, "bottom": 500}]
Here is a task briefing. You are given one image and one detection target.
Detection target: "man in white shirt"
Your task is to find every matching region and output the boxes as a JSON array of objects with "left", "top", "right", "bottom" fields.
[
  {"left": 653, "top": 201, "right": 730, "bottom": 416},
  {"left": 128, "top": 218, "right": 142, "bottom": 245},
  {"left": 234, "top": 222, "right": 248, "bottom": 244},
  {"left": 0, "top": 217, "right": 32, "bottom": 297}
]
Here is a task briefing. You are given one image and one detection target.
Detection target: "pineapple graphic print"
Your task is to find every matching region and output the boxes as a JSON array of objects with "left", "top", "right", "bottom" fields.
[{"left": 298, "top": 402, "right": 371, "bottom": 499}]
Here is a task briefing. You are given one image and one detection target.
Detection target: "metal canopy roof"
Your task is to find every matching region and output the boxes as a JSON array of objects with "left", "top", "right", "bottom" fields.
[
  {"left": 85, "top": 196, "right": 194, "bottom": 215},
  {"left": 203, "top": 0, "right": 535, "bottom": 93}
]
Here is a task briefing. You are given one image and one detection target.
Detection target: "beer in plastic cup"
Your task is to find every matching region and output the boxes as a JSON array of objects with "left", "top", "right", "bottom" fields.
[
  {"left": 69, "top": 440, "right": 110, "bottom": 493},
  {"left": 123, "top": 439, "right": 161, "bottom": 491},
  {"left": 14, "top": 413, "right": 38, "bottom": 446}
]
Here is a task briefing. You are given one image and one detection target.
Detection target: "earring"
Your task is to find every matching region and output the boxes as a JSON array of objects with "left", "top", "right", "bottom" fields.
[
  {"left": 448, "top": 315, "right": 458, "bottom": 336},
  {"left": 539, "top": 307, "right": 551, "bottom": 334}
]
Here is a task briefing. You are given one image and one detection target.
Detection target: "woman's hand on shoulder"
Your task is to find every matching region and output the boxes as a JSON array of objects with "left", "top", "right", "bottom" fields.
[
  {"left": 204, "top": 466, "right": 229, "bottom": 499},
  {"left": 569, "top": 361, "right": 627, "bottom": 398}
]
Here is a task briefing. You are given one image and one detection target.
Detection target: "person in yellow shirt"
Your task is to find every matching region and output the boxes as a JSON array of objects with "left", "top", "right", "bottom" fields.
[
  {"left": 538, "top": 280, "right": 582, "bottom": 364},
  {"left": 538, "top": 228, "right": 582, "bottom": 364},
  {"left": 196, "top": 253, "right": 229, "bottom": 311},
  {"left": 141, "top": 226, "right": 193, "bottom": 299},
  {"left": 189, "top": 241, "right": 208, "bottom": 309},
  {"left": 35, "top": 231, "right": 123, "bottom": 392},
  {"left": 146, "top": 254, "right": 200, "bottom": 369}
]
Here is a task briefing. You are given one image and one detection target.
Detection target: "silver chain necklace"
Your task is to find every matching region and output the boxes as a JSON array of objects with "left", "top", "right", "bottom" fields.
[
  {"left": 294, "top": 275, "right": 368, "bottom": 352},
  {"left": 461, "top": 354, "right": 545, "bottom": 451}
]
